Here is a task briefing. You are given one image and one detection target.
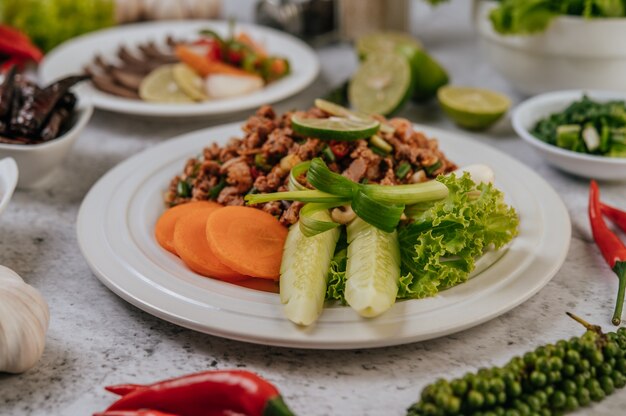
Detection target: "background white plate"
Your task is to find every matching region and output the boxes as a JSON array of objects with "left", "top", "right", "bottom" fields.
[
  {"left": 40, "top": 21, "right": 319, "bottom": 117},
  {"left": 77, "top": 124, "right": 571, "bottom": 349},
  {"left": 0, "top": 158, "right": 18, "bottom": 216}
]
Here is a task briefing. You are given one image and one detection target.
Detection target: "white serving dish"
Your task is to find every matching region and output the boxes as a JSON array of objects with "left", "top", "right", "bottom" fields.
[
  {"left": 474, "top": 1, "right": 626, "bottom": 95},
  {"left": 512, "top": 90, "right": 626, "bottom": 180},
  {"left": 0, "top": 158, "right": 18, "bottom": 216},
  {"left": 39, "top": 20, "right": 319, "bottom": 118},
  {"left": 76, "top": 122, "right": 570, "bottom": 349},
  {"left": 0, "top": 100, "right": 93, "bottom": 189}
]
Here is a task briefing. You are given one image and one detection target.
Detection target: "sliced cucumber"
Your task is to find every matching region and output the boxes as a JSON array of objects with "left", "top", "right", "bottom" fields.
[
  {"left": 345, "top": 218, "right": 401, "bottom": 318},
  {"left": 280, "top": 209, "right": 341, "bottom": 326}
]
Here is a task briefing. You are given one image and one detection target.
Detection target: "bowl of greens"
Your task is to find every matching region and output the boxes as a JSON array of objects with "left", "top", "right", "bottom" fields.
[
  {"left": 474, "top": 0, "right": 626, "bottom": 95},
  {"left": 512, "top": 90, "right": 626, "bottom": 180}
]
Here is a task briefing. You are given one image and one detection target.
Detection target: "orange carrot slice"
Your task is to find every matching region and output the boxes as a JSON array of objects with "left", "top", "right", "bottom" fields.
[
  {"left": 173, "top": 209, "right": 246, "bottom": 282},
  {"left": 205, "top": 206, "right": 288, "bottom": 280},
  {"left": 155, "top": 201, "right": 222, "bottom": 254},
  {"left": 175, "top": 45, "right": 252, "bottom": 77},
  {"left": 236, "top": 32, "right": 267, "bottom": 57}
]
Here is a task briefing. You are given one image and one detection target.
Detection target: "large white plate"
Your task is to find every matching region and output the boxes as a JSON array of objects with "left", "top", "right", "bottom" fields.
[
  {"left": 77, "top": 124, "right": 571, "bottom": 349},
  {"left": 39, "top": 21, "right": 319, "bottom": 117}
]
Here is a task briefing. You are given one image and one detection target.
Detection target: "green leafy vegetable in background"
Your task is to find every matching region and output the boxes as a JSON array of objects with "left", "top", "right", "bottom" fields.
[
  {"left": 532, "top": 95, "right": 626, "bottom": 157},
  {"left": 0, "top": 0, "right": 115, "bottom": 51},
  {"left": 397, "top": 173, "right": 519, "bottom": 299},
  {"left": 425, "top": 0, "right": 626, "bottom": 34},
  {"left": 490, "top": 0, "right": 626, "bottom": 35}
]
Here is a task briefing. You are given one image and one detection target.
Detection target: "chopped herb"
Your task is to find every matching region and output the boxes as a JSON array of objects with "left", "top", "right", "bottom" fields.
[
  {"left": 425, "top": 160, "right": 442, "bottom": 175},
  {"left": 177, "top": 180, "right": 191, "bottom": 198},
  {"left": 209, "top": 178, "right": 227, "bottom": 199},
  {"left": 395, "top": 161, "right": 411, "bottom": 179}
]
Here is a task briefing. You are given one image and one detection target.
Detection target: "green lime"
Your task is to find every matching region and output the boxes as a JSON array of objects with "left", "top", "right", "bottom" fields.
[
  {"left": 407, "top": 49, "right": 449, "bottom": 102},
  {"left": 314, "top": 98, "right": 369, "bottom": 120},
  {"left": 172, "top": 63, "right": 208, "bottom": 101},
  {"left": 438, "top": 86, "right": 511, "bottom": 130},
  {"left": 139, "top": 65, "right": 195, "bottom": 103},
  {"left": 356, "top": 31, "right": 422, "bottom": 60},
  {"left": 348, "top": 52, "right": 414, "bottom": 116},
  {"left": 291, "top": 115, "right": 380, "bottom": 141}
]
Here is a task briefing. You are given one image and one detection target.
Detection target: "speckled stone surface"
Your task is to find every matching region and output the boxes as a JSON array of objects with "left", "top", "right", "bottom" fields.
[{"left": 2, "top": 2, "right": 626, "bottom": 415}]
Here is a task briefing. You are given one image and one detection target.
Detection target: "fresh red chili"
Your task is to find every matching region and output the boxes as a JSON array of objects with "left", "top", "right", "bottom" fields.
[
  {"left": 95, "top": 410, "right": 179, "bottom": 416},
  {"left": 192, "top": 39, "right": 222, "bottom": 62},
  {"left": 589, "top": 180, "right": 626, "bottom": 325},
  {"left": 0, "top": 25, "right": 43, "bottom": 63},
  {"left": 601, "top": 202, "right": 626, "bottom": 234},
  {"left": 329, "top": 140, "right": 350, "bottom": 159},
  {"left": 98, "top": 370, "right": 295, "bottom": 416}
]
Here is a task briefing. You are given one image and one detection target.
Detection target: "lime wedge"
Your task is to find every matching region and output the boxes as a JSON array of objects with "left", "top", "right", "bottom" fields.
[
  {"left": 291, "top": 115, "right": 380, "bottom": 141},
  {"left": 438, "top": 86, "right": 511, "bottom": 130},
  {"left": 139, "top": 65, "right": 195, "bottom": 103},
  {"left": 172, "top": 63, "right": 208, "bottom": 101},
  {"left": 348, "top": 52, "right": 414, "bottom": 116},
  {"left": 356, "top": 31, "right": 422, "bottom": 60}
]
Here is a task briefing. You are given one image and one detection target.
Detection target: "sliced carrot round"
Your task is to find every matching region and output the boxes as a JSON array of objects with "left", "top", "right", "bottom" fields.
[
  {"left": 205, "top": 206, "right": 288, "bottom": 280},
  {"left": 173, "top": 209, "right": 246, "bottom": 283},
  {"left": 155, "top": 201, "right": 222, "bottom": 254}
]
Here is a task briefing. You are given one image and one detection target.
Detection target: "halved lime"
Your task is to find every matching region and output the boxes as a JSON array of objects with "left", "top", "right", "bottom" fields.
[
  {"left": 438, "top": 86, "right": 511, "bottom": 130},
  {"left": 348, "top": 52, "right": 414, "bottom": 116},
  {"left": 407, "top": 49, "right": 449, "bottom": 102},
  {"left": 139, "top": 65, "right": 194, "bottom": 103},
  {"left": 172, "top": 63, "right": 208, "bottom": 101},
  {"left": 356, "top": 31, "right": 422, "bottom": 60},
  {"left": 291, "top": 115, "right": 380, "bottom": 141}
]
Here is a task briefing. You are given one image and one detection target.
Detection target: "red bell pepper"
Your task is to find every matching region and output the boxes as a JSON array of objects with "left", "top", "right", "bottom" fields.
[
  {"left": 97, "top": 370, "right": 295, "bottom": 416},
  {"left": 589, "top": 180, "right": 626, "bottom": 325},
  {"left": 95, "top": 410, "right": 179, "bottom": 416},
  {"left": 0, "top": 25, "right": 43, "bottom": 69}
]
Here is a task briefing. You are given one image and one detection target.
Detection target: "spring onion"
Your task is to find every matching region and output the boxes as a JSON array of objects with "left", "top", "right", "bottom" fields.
[
  {"left": 245, "top": 190, "right": 349, "bottom": 205},
  {"left": 288, "top": 161, "right": 311, "bottom": 192},
  {"left": 351, "top": 190, "right": 405, "bottom": 233},
  {"left": 299, "top": 203, "right": 341, "bottom": 237},
  {"left": 307, "top": 158, "right": 359, "bottom": 198}
]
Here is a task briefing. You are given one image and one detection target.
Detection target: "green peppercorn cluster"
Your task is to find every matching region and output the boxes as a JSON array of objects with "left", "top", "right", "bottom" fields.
[{"left": 407, "top": 327, "right": 626, "bottom": 416}]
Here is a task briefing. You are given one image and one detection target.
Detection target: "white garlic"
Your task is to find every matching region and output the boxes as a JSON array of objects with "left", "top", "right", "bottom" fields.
[{"left": 0, "top": 265, "right": 49, "bottom": 374}]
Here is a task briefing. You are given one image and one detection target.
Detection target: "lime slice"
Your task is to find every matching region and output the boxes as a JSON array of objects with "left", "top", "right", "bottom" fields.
[
  {"left": 438, "top": 86, "right": 511, "bottom": 130},
  {"left": 356, "top": 31, "right": 422, "bottom": 60},
  {"left": 172, "top": 63, "right": 208, "bottom": 101},
  {"left": 139, "top": 65, "right": 194, "bottom": 103},
  {"left": 314, "top": 98, "right": 369, "bottom": 120},
  {"left": 291, "top": 115, "right": 380, "bottom": 141},
  {"left": 348, "top": 52, "right": 414, "bottom": 116}
]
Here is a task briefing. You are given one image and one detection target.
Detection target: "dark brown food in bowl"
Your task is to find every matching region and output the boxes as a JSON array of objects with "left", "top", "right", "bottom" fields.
[
  {"left": 0, "top": 67, "right": 88, "bottom": 145},
  {"left": 165, "top": 105, "right": 457, "bottom": 226}
]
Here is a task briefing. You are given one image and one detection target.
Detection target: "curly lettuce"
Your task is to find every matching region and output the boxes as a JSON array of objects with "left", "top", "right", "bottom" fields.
[
  {"left": 325, "top": 232, "right": 348, "bottom": 304},
  {"left": 397, "top": 173, "right": 519, "bottom": 299}
]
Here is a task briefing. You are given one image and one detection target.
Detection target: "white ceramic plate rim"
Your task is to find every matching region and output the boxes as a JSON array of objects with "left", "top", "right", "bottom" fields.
[
  {"left": 77, "top": 124, "right": 571, "bottom": 349},
  {"left": 39, "top": 20, "right": 319, "bottom": 117},
  {"left": 512, "top": 90, "right": 626, "bottom": 164},
  {"left": 0, "top": 158, "right": 18, "bottom": 217}
]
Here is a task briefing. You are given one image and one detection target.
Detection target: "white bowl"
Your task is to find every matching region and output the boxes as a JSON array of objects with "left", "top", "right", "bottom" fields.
[
  {"left": 0, "top": 100, "right": 93, "bottom": 188},
  {"left": 474, "top": 1, "right": 626, "bottom": 95},
  {"left": 0, "top": 157, "right": 18, "bottom": 216},
  {"left": 512, "top": 90, "right": 626, "bottom": 180}
]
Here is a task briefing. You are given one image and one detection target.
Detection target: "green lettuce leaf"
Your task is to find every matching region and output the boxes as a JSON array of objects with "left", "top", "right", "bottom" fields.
[
  {"left": 325, "top": 231, "right": 348, "bottom": 304},
  {"left": 397, "top": 173, "right": 519, "bottom": 299}
]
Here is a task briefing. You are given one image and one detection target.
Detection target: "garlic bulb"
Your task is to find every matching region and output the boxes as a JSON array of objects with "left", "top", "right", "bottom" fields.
[
  {"left": 0, "top": 265, "right": 49, "bottom": 374},
  {"left": 115, "top": 0, "right": 221, "bottom": 23}
]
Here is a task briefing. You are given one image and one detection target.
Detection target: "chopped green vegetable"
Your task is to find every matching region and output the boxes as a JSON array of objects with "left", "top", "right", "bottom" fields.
[
  {"left": 177, "top": 180, "right": 191, "bottom": 198},
  {"left": 369, "top": 134, "right": 393, "bottom": 154},
  {"left": 299, "top": 203, "right": 341, "bottom": 237},
  {"left": 395, "top": 161, "right": 411, "bottom": 179},
  {"left": 532, "top": 95, "right": 626, "bottom": 157},
  {"left": 397, "top": 173, "right": 519, "bottom": 299}
]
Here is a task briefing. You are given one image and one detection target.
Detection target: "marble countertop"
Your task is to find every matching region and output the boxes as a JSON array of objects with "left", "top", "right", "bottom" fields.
[{"left": 2, "top": 2, "right": 626, "bottom": 415}]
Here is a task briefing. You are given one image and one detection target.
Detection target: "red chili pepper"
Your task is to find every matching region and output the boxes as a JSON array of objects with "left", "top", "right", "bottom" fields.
[
  {"left": 0, "top": 25, "right": 43, "bottom": 63},
  {"left": 192, "top": 39, "right": 222, "bottom": 61},
  {"left": 589, "top": 180, "right": 626, "bottom": 325},
  {"left": 95, "top": 410, "right": 180, "bottom": 416},
  {"left": 99, "top": 370, "right": 295, "bottom": 416},
  {"left": 601, "top": 202, "right": 626, "bottom": 233},
  {"left": 329, "top": 140, "right": 350, "bottom": 159}
]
